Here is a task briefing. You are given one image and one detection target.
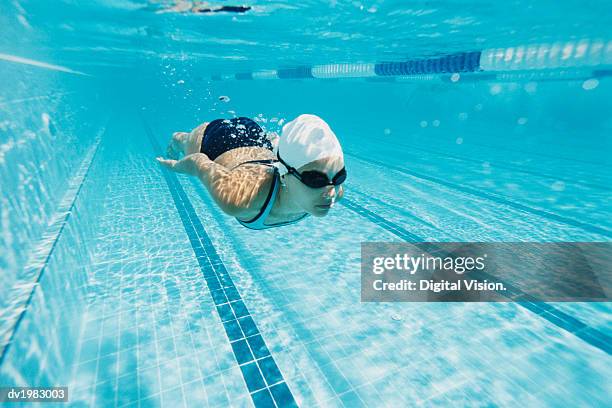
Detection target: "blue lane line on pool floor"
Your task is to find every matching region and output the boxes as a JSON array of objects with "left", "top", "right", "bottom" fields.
[
  {"left": 345, "top": 151, "right": 612, "bottom": 239},
  {"left": 361, "top": 136, "right": 612, "bottom": 192},
  {"left": 341, "top": 198, "right": 611, "bottom": 356},
  {"left": 142, "top": 118, "right": 298, "bottom": 408},
  {"left": 0, "top": 136, "right": 102, "bottom": 367}
]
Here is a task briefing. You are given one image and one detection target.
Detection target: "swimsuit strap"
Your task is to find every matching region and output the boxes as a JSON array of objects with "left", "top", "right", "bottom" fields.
[
  {"left": 235, "top": 162, "right": 309, "bottom": 230},
  {"left": 236, "top": 166, "right": 310, "bottom": 230},
  {"left": 237, "top": 167, "right": 281, "bottom": 229},
  {"left": 232, "top": 159, "right": 279, "bottom": 170},
  {"left": 241, "top": 159, "right": 279, "bottom": 164}
]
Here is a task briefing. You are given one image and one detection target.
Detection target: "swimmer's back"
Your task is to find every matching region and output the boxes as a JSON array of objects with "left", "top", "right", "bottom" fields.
[{"left": 188, "top": 121, "right": 282, "bottom": 221}]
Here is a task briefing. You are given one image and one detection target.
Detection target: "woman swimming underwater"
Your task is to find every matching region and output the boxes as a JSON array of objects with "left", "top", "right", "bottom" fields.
[{"left": 156, "top": 114, "right": 346, "bottom": 229}]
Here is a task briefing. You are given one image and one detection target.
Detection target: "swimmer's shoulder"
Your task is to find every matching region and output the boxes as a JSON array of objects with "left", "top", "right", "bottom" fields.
[
  {"left": 228, "top": 161, "right": 277, "bottom": 220},
  {"left": 205, "top": 147, "right": 277, "bottom": 218}
]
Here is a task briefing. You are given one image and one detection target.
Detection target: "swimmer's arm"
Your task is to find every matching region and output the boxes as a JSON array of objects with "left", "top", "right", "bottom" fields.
[
  {"left": 199, "top": 165, "right": 271, "bottom": 217},
  {"left": 156, "top": 154, "right": 267, "bottom": 217},
  {"left": 190, "top": 122, "right": 208, "bottom": 138},
  {"left": 156, "top": 153, "right": 214, "bottom": 177}
]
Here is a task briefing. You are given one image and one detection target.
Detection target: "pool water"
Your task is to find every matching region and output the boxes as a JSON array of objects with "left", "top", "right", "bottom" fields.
[{"left": 1, "top": 1, "right": 611, "bottom": 407}]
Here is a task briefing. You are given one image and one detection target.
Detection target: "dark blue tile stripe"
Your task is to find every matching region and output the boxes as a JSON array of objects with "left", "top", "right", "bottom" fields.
[
  {"left": 342, "top": 198, "right": 611, "bottom": 355},
  {"left": 365, "top": 137, "right": 612, "bottom": 192},
  {"left": 141, "top": 118, "right": 299, "bottom": 407},
  {"left": 341, "top": 198, "right": 423, "bottom": 242},
  {"left": 345, "top": 151, "right": 612, "bottom": 238}
]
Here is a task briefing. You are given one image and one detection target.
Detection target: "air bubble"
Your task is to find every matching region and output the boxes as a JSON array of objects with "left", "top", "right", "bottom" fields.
[
  {"left": 582, "top": 79, "right": 599, "bottom": 90},
  {"left": 551, "top": 181, "right": 565, "bottom": 191},
  {"left": 432, "top": 120, "right": 440, "bottom": 127},
  {"left": 482, "top": 161, "right": 491, "bottom": 174},
  {"left": 420, "top": 121, "right": 428, "bottom": 128},
  {"left": 517, "top": 117, "right": 528, "bottom": 125},
  {"left": 41, "top": 113, "right": 50, "bottom": 127},
  {"left": 524, "top": 82, "right": 537, "bottom": 94},
  {"left": 383, "top": 128, "right": 391, "bottom": 135},
  {"left": 391, "top": 314, "right": 402, "bottom": 321},
  {"left": 456, "top": 137, "right": 464, "bottom": 145},
  {"left": 490, "top": 84, "right": 502, "bottom": 95},
  {"left": 450, "top": 73, "right": 460, "bottom": 82},
  {"left": 219, "top": 95, "right": 230, "bottom": 102}
]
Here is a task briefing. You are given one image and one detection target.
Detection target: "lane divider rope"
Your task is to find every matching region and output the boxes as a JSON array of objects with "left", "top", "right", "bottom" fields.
[{"left": 211, "top": 39, "right": 611, "bottom": 82}]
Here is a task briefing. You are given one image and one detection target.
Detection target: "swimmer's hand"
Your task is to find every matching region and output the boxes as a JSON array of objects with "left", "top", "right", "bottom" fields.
[{"left": 156, "top": 157, "right": 177, "bottom": 169}]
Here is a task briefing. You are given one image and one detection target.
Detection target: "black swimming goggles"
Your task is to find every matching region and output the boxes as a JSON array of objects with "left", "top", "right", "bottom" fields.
[{"left": 277, "top": 153, "right": 347, "bottom": 188}]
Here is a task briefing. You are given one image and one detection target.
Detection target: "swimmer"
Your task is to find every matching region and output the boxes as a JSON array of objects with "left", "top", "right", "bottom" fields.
[
  {"left": 156, "top": 115, "right": 346, "bottom": 229},
  {"left": 156, "top": 1, "right": 251, "bottom": 14}
]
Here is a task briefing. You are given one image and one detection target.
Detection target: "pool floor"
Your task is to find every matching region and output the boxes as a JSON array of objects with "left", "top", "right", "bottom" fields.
[{"left": 1, "top": 108, "right": 610, "bottom": 407}]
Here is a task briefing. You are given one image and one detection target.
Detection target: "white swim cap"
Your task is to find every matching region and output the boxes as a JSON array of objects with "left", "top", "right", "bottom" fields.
[{"left": 277, "top": 114, "right": 343, "bottom": 175}]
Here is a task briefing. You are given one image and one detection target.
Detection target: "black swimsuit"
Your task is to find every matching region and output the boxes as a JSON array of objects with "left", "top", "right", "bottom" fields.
[{"left": 200, "top": 117, "right": 272, "bottom": 160}]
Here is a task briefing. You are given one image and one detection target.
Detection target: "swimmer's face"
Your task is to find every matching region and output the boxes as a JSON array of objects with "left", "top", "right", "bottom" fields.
[{"left": 285, "top": 156, "right": 345, "bottom": 217}]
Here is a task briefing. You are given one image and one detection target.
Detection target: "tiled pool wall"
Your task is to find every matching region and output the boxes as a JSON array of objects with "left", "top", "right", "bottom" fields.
[
  {"left": 0, "top": 197, "right": 96, "bottom": 387},
  {"left": 0, "top": 68, "right": 103, "bottom": 296},
  {"left": 0, "top": 64, "right": 105, "bottom": 386}
]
